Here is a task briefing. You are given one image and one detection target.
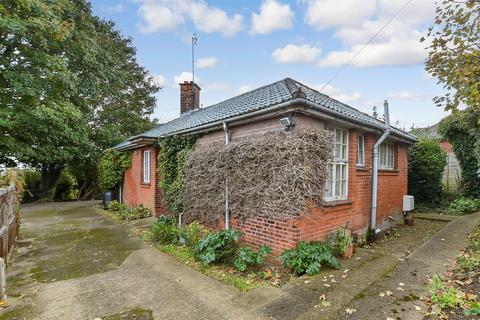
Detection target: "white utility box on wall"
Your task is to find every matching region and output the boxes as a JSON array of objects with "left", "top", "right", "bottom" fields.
[{"left": 403, "top": 195, "right": 414, "bottom": 211}]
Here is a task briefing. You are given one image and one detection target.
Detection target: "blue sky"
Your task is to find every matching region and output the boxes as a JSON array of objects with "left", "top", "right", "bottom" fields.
[{"left": 90, "top": 0, "right": 450, "bottom": 129}]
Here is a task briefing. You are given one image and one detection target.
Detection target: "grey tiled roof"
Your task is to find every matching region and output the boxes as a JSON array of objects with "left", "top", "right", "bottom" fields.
[{"left": 115, "top": 78, "right": 415, "bottom": 149}]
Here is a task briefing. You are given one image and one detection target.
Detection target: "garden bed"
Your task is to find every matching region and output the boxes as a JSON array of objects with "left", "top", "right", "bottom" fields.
[{"left": 137, "top": 217, "right": 350, "bottom": 292}]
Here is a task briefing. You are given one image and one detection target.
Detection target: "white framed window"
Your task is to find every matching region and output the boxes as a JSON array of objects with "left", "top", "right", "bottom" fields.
[
  {"left": 143, "top": 150, "right": 151, "bottom": 183},
  {"left": 357, "top": 135, "right": 365, "bottom": 166},
  {"left": 379, "top": 142, "right": 395, "bottom": 169},
  {"left": 325, "top": 127, "right": 349, "bottom": 200}
]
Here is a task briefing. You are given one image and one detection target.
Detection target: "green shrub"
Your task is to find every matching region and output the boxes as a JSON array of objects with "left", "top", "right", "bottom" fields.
[
  {"left": 107, "top": 200, "right": 127, "bottom": 211},
  {"left": 98, "top": 149, "right": 132, "bottom": 192},
  {"left": 53, "top": 170, "right": 79, "bottom": 201},
  {"left": 108, "top": 203, "right": 152, "bottom": 222},
  {"left": 333, "top": 227, "right": 353, "bottom": 255},
  {"left": 149, "top": 216, "right": 181, "bottom": 244},
  {"left": 21, "top": 169, "right": 42, "bottom": 202},
  {"left": 180, "top": 221, "right": 210, "bottom": 247},
  {"left": 448, "top": 197, "right": 480, "bottom": 215},
  {"left": 126, "top": 205, "right": 152, "bottom": 221},
  {"left": 194, "top": 229, "right": 241, "bottom": 265},
  {"left": 438, "top": 112, "right": 480, "bottom": 198},
  {"left": 280, "top": 241, "right": 340, "bottom": 275},
  {"left": 408, "top": 138, "right": 447, "bottom": 203},
  {"left": 233, "top": 245, "right": 272, "bottom": 272}
]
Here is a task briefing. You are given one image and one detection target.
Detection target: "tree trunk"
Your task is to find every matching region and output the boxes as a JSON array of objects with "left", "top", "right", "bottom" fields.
[{"left": 39, "top": 164, "right": 62, "bottom": 199}]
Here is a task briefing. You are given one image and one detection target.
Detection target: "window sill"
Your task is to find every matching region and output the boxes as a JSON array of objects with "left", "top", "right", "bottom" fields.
[
  {"left": 378, "top": 168, "right": 399, "bottom": 173},
  {"left": 356, "top": 165, "right": 369, "bottom": 172},
  {"left": 324, "top": 199, "right": 352, "bottom": 207},
  {"left": 141, "top": 182, "right": 151, "bottom": 187}
]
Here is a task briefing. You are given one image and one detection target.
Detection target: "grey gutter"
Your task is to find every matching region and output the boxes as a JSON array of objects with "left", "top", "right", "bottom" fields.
[{"left": 159, "top": 98, "right": 416, "bottom": 143}]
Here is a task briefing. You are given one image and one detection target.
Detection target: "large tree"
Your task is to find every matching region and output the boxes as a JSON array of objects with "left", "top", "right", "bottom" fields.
[
  {"left": 0, "top": 0, "right": 159, "bottom": 197},
  {"left": 424, "top": 0, "right": 480, "bottom": 192},
  {"left": 423, "top": 0, "right": 480, "bottom": 111}
]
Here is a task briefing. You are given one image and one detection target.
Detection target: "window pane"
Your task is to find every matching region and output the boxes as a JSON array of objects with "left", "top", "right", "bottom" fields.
[{"left": 357, "top": 135, "right": 364, "bottom": 165}]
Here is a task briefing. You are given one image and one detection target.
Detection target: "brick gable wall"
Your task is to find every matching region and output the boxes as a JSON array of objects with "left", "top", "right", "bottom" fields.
[{"left": 123, "top": 146, "right": 165, "bottom": 216}]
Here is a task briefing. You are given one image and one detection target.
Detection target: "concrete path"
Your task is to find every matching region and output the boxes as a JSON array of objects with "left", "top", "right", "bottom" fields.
[
  {"left": 258, "top": 213, "right": 480, "bottom": 320},
  {"left": 2, "top": 202, "right": 478, "bottom": 320},
  {"left": 2, "top": 201, "right": 279, "bottom": 320}
]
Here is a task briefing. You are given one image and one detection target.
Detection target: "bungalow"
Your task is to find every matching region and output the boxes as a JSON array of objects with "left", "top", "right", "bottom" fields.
[{"left": 114, "top": 78, "right": 416, "bottom": 253}]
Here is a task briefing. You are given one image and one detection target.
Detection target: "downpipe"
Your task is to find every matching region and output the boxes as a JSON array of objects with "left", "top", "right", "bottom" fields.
[
  {"left": 223, "top": 122, "right": 230, "bottom": 230},
  {"left": 370, "top": 100, "right": 391, "bottom": 234}
]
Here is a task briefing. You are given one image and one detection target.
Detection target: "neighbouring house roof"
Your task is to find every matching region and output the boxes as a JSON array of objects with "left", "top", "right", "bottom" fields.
[
  {"left": 409, "top": 123, "right": 442, "bottom": 140},
  {"left": 114, "top": 78, "right": 416, "bottom": 150}
]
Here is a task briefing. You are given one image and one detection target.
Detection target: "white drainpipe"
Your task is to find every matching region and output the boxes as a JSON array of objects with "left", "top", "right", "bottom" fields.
[
  {"left": 371, "top": 100, "right": 391, "bottom": 231},
  {"left": 223, "top": 122, "right": 230, "bottom": 230}
]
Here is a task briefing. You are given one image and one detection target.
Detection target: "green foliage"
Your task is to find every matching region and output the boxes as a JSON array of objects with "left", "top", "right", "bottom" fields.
[
  {"left": 422, "top": 0, "right": 479, "bottom": 112},
  {"left": 53, "top": 170, "right": 79, "bottom": 201},
  {"left": 456, "top": 254, "right": 479, "bottom": 272},
  {"left": 408, "top": 138, "right": 447, "bottom": 203},
  {"left": 428, "top": 274, "right": 462, "bottom": 309},
  {"left": 280, "top": 241, "right": 340, "bottom": 276},
  {"left": 21, "top": 170, "right": 42, "bottom": 203},
  {"left": 334, "top": 228, "right": 353, "bottom": 255},
  {"left": 107, "top": 201, "right": 151, "bottom": 222},
  {"left": 98, "top": 149, "right": 132, "bottom": 192},
  {"left": 233, "top": 245, "right": 272, "bottom": 272},
  {"left": 194, "top": 229, "right": 241, "bottom": 266},
  {"left": 180, "top": 221, "right": 210, "bottom": 248},
  {"left": 465, "top": 302, "right": 480, "bottom": 316},
  {"left": 157, "top": 135, "right": 197, "bottom": 215},
  {"left": 122, "top": 205, "right": 151, "bottom": 222},
  {"left": 149, "top": 216, "right": 181, "bottom": 245},
  {"left": 107, "top": 200, "right": 127, "bottom": 211},
  {"left": 439, "top": 111, "right": 480, "bottom": 198},
  {"left": 0, "top": 0, "right": 159, "bottom": 196},
  {"left": 448, "top": 197, "right": 480, "bottom": 215}
]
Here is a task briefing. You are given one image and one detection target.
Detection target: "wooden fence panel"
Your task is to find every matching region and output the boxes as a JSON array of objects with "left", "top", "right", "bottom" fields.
[{"left": 0, "top": 185, "right": 18, "bottom": 263}]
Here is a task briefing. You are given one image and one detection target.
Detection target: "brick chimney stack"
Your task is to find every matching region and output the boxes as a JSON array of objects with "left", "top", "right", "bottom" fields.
[{"left": 180, "top": 81, "right": 201, "bottom": 114}]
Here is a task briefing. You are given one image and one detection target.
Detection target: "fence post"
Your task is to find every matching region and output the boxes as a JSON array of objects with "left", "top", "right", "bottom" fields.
[{"left": 0, "top": 258, "right": 5, "bottom": 301}]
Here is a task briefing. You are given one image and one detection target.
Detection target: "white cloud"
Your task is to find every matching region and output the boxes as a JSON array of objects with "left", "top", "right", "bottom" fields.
[
  {"left": 312, "top": 84, "right": 363, "bottom": 104},
  {"left": 151, "top": 74, "right": 167, "bottom": 87},
  {"left": 138, "top": 0, "right": 243, "bottom": 37},
  {"left": 272, "top": 44, "right": 320, "bottom": 64},
  {"left": 304, "top": 0, "right": 377, "bottom": 30},
  {"left": 196, "top": 56, "right": 219, "bottom": 69},
  {"left": 138, "top": 2, "right": 185, "bottom": 32},
  {"left": 235, "top": 85, "right": 253, "bottom": 95},
  {"left": 318, "top": 36, "right": 426, "bottom": 67},
  {"left": 307, "top": 0, "right": 434, "bottom": 68},
  {"left": 388, "top": 91, "right": 426, "bottom": 102},
  {"left": 173, "top": 72, "right": 199, "bottom": 84},
  {"left": 251, "top": 0, "right": 294, "bottom": 35}
]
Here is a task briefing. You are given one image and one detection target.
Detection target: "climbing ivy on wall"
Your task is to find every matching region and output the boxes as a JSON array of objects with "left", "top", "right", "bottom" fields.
[
  {"left": 438, "top": 110, "right": 480, "bottom": 198},
  {"left": 157, "top": 135, "right": 197, "bottom": 215},
  {"left": 98, "top": 149, "right": 132, "bottom": 192}
]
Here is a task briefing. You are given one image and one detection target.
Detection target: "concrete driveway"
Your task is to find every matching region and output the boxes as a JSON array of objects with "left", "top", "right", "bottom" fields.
[{"left": 1, "top": 201, "right": 276, "bottom": 320}]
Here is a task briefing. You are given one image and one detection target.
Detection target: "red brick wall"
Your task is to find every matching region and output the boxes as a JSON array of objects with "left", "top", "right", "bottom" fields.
[
  {"left": 210, "top": 127, "right": 409, "bottom": 255},
  {"left": 122, "top": 111, "right": 410, "bottom": 255},
  {"left": 123, "top": 146, "right": 165, "bottom": 216}
]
